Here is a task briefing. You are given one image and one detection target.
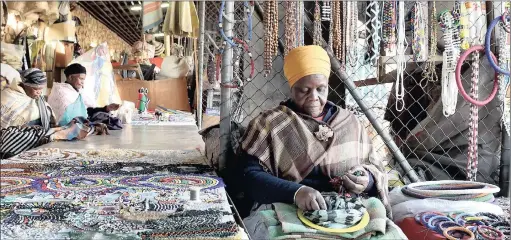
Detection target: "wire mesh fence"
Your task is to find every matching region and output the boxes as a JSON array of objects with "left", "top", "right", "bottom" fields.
[{"left": 198, "top": 1, "right": 510, "bottom": 193}]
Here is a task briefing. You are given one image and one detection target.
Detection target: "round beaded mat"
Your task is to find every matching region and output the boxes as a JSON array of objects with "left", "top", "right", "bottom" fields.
[
  {"left": 1, "top": 177, "right": 35, "bottom": 196},
  {"left": 143, "top": 175, "right": 223, "bottom": 190},
  {"left": 16, "top": 148, "right": 82, "bottom": 161}
]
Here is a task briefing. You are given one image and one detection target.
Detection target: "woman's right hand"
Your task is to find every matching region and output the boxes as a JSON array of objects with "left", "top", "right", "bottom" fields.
[{"left": 294, "top": 186, "right": 327, "bottom": 211}]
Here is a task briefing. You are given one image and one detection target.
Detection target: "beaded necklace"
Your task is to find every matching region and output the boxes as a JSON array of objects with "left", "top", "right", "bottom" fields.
[
  {"left": 313, "top": 0, "right": 322, "bottom": 45},
  {"left": 263, "top": 0, "right": 278, "bottom": 77},
  {"left": 366, "top": 0, "right": 381, "bottom": 67},
  {"left": 467, "top": 50, "right": 480, "bottom": 182},
  {"left": 422, "top": 1, "right": 439, "bottom": 86},
  {"left": 331, "top": 1, "right": 342, "bottom": 61},
  {"left": 411, "top": 2, "right": 427, "bottom": 62},
  {"left": 382, "top": 1, "right": 397, "bottom": 55},
  {"left": 284, "top": 1, "right": 298, "bottom": 56},
  {"left": 347, "top": 1, "right": 359, "bottom": 68},
  {"left": 341, "top": 1, "right": 348, "bottom": 69},
  {"left": 439, "top": 11, "right": 461, "bottom": 117},
  {"left": 321, "top": 1, "right": 331, "bottom": 21},
  {"left": 395, "top": 1, "right": 407, "bottom": 112}
]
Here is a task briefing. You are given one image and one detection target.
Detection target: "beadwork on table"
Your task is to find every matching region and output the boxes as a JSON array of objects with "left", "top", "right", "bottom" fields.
[
  {"left": 4, "top": 148, "right": 207, "bottom": 165},
  {"left": 0, "top": 154, "right": 244, "bottom": 239}
]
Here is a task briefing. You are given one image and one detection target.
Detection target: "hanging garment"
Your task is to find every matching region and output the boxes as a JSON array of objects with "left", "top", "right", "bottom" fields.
[
  {"left": 163, "top": 1, "right": 199, "bottom": 38},
  {"left": 143, "top": 1, "right": 164, "bottom": 32}
]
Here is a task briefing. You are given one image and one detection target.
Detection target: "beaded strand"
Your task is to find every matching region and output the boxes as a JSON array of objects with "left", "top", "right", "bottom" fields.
[
  {"left": 467, "top": 50, "right": 480, "bottom": 182},
  {"left": 382, "top": 1, "right": 397, "bottom": 55},
  {"left": 347, "top": 1, "right": 359, "bottom": 68},
  {"left": 263, "top": 0, "right": 278, "bottom": 77},
  {"left": 284, "top": 1, "right": 297, "bottom": 56},
  {"left": 366, "top": 0, "right": 381, "bottom": 67},
  {"left": 411, "top": 2, "right": 427, "bottom": 62},
  {"left": 313, "top": 0, "right": 322, "bottom": 45},
  {"left": 439, "top": 11, "right": 461, "bottom": 117},
  {"left": 422, "top": 1, "right": 439, "bottom": 85}
]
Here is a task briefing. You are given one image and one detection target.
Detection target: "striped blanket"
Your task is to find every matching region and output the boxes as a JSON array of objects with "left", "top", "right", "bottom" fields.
[
  {"left": 1, "top": 83, "right": 53, "bottom": 129},
  {"left": 143, "top": 1, "right": 164, "bottom": 32},
  {"left": 241, "top": 102, "right": 391, "bottom": 217}
]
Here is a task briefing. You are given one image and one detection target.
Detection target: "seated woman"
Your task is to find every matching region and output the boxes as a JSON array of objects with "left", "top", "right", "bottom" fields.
[
  {"left": 241, "top": 46, "right": 396, "bottom": 238},
  {"left": 0, "top": 68, "right": 108, "bottom": 158}
]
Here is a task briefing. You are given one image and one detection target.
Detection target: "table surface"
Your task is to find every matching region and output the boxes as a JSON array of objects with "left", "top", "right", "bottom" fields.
[{"left": 36, "top": 124, "right": 205, "bottom": 151}]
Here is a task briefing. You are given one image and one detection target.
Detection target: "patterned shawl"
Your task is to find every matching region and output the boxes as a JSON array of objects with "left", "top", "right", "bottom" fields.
[
  {"left": 1, "top": 83, "right": 54, "bottom": 130},
  {"left": 241, "top": 102, "right": 391, "bottom": 217},
  {"left": 47, "top": 82, "right": 95, "bottom": 124}
]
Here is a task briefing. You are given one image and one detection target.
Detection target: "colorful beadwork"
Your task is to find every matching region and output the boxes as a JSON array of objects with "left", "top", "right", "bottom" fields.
[{"left": 0, "top": 177, "right": 35, "bottom": 197}]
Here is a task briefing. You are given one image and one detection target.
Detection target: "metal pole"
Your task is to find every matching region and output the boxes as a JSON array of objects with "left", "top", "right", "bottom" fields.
[
  {"left": 303, "top": 14, "right": 421, "bottom": 183},
  {"left": 219, "top": 1, "right": 234, "bottom": 171},
  {"left": 197, "top": 1, "right": 206, "bottom": 130}
]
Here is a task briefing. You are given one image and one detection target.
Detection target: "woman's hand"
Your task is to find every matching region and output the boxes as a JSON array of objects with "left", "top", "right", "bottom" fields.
[
  {"left": 295, "top": 186, "right": 327, "bottom": 211},
  {"left": 342, "top": 166, "right": 370, "bottom": 194}
]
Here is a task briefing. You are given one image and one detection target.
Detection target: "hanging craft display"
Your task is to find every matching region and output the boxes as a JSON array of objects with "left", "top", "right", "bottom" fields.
[
  {"left": 497, "top": 12, "right": 510, "bottom": 135},
  {"left": 411, "top": 2, "right": 428, "bottom": 62},
  {"left": 401, "top": 180, "right": 500, "bottom": 201},
  {"left": 422, "top": 1, "right": 439, "bottom": 86},
  {"left": 347, "top": 1, "right": 359, "bottom": 68},
  {"left": 263, "top": 0, "right": 278, "bottom": 77},
  {"left": 395, "top": 1, "right": 407, "bottom": 112},
  {"left": 382, "top": 1, "right": 397, "bottom": 57},
  {"left": 321, "top": 1, "right": 331, "bottom": 21},
  {"left": 366, "top": 0, "right": 381, "bottom": 67},
  {"left": 313, "top": 0, "right": 322, "bottom": 45},
  {"left": 284, "top": 1, "right": 298, "bottom": 56},
  {"left": 439, "top": 11, "right": 461, "bottom": 117}
]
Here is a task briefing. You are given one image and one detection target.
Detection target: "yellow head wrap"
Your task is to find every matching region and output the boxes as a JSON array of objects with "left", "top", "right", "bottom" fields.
[{"left": 283, "top": 45, "right": 331, "bottom": 87}]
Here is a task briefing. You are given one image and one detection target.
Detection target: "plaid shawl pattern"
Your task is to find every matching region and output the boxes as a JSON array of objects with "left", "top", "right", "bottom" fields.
[{"left": 241, "top": 102, "right": 391, "bottom": 217}]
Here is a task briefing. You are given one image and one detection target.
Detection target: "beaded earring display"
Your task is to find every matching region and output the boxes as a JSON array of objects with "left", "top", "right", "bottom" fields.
[{"left": 263, "top": 0, "right": 278, "bottom": 77}]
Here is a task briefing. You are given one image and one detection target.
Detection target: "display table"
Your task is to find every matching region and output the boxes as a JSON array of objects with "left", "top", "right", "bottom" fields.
[{"left": 0, "top": 125, "right": 248, "bottom": 239}]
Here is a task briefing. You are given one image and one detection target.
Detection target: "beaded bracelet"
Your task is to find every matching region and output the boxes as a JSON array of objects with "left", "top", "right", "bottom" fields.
[
  {"left": 443, "top": 226, "right": 475, "bottom": 240},
  {"left": 439, "top": 221, "right": 463, "bottom": 234},
  {"left": 490, "top": 222, "right": 510, "bottom": 236},
  {"left": 455, "top": 213, "right": 475, "bottom": 225},
  {"left": 475, "top": 212, "right": 503, "bottom": 223},
  {"left": 415, "top": 211, "right": 445, "bottom": 224},
  {"left": 421, "top": 213, "right": 442, "bottom": 227},
  {"left": 428, "top": 216, "right": 454, "bottom": 234},
  {"left": 476, "top": 225, "right": 504, "bottom": 240}
]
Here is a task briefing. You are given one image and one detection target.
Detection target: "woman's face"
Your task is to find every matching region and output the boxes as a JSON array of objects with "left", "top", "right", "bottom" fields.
[
  {"left": 290, "top": 74, "right": 329, "bottom": 117},
  {"left": 67, "top": 73, "right": 86, "bottom": 90},
  {"left": 22, "top": 84, "right": 44, "bottom": 99}
]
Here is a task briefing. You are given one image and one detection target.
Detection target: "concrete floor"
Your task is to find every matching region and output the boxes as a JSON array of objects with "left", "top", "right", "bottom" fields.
[{"left": 37, "top": 125, "right": 205, "bottom": 151}]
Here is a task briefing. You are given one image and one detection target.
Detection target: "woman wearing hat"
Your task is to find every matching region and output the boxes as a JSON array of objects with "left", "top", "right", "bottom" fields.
[
  {"left": 0, "top": 68, "right": 107, "bottom": 158},
  {"left": 241, "top": 46, "right": 405, "bottom": 239}
]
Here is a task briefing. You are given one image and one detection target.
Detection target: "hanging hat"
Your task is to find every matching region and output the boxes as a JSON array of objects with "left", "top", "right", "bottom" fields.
[
  {"left": 283, "top": 45, "right": 331, "bottom": 87},
  {"left": 64, "top": 63, "right": 86, "bottom": 77},
  {"left": 153, "top": 41, "right": 164, "bottom": 56},
  {"left": 21, "top": 68, "right": 47, "bottom": 88}
]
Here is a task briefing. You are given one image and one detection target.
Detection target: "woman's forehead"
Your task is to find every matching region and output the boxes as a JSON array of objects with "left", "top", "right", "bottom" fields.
[{"left": 295, "top": 74, "right": 328, "bottom": 86}]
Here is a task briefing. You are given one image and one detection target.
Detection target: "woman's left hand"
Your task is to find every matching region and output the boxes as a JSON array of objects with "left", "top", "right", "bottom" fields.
[{"left": 342, "top": 166, "right": 369, "bottom": 194}]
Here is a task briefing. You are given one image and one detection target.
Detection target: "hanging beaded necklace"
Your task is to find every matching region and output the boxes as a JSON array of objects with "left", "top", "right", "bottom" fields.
[
  {"left": 347, "top": 1, "right": 359, "bottom": 68},
  {"left": 395, "top": 1, "right": 407, "bottom": 112},
  {"left": 439, "top": 11, "right": 461, "bottom": 117},
  {"left": 366, "top": 0, "right": 381, "bottom": 67},
  {"left": 263, "top": 0, "right": 278, "bottom": 77},
  {"left": 321, "top": 1, "right": 331, "bottom": 21},
  {"left": 466, "top": 48, "right": 480, "bottom": 182},
  {"left": 422, "top": 1, "right": 439, "bottom": 86},
  {"left": 313, "top": 0, "right": 322, "bottom": 45},
  {"left": 284, "top": 1, "right": 298, "bottom": 56},
  {"left": 341, "top": 1, "right": 348, "bottom": 69},
  {"left": 331, "top": 1, "right": 342, "bottom": 60},
  {"left": 411, "top": 2, "right": 427, "bottom": 62},
  {"left": 382, "top": 1, "right": 397, "bottom": 56}
]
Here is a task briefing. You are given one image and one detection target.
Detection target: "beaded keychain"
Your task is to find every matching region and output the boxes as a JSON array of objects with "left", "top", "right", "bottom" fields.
[
  {"left": 439, "top": 11, "right": 461, "bottom": 117},
  {"left": 263, "top": 0, "right": 278, "bottom": 77},
  {"left": 421, "top": 1, "right": 439, "bottom": 87},
  {"left": 395, "top": 1, "right": 407, "bottom": 112}
]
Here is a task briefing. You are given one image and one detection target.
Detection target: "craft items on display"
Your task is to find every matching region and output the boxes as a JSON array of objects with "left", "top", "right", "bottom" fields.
[
  {"left": 138, "top": 87, "right": 150, "bottom": 113},
  {"left": 497, "top": 10, "right": 510, "bottom": 134},
  {"left": 0, "top": 149, "right": 246, "bottom": 239},
  {"left": 422, "top": 1, "right": 439, "bottom": 86},
  {"left": 263, "top": 0, "right": 278, "bottom": 76},
  {"left": 366, "top": 0, "right": 381, "bottom": 67},
  {"left": 411, "top": 2, "right": 428, "bottom": 62},
  {"left": 401, "top": 180, "right": 500, "bottom": 202},
  {"left": 395, "top": 1, "right": 407, "bottom": 112},
  {"left": 439, "top": 11, "right": 461, "bottom": 117},
  {"left": 413, "top": 211, "right": 508, "bottom": 239}
]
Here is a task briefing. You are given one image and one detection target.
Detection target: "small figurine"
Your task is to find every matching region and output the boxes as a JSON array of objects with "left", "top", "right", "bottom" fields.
[{"left": 138, "top": 87, "right": 150, "bottom": 114}]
